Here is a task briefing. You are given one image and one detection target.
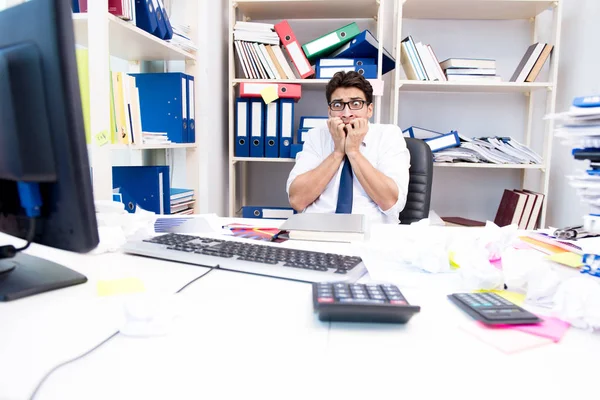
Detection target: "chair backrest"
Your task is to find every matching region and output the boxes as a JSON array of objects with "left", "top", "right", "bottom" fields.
[{"left": 398, "top": 138, "right": 433, "bottom": 224}]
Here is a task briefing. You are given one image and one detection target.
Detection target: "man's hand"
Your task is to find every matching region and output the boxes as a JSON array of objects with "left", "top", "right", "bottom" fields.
[
  {"left": 344, "top": 118, "right": 368, "bottom": 156},
  {"left": 327, "top": 117, "right": 346, "bottom": 156}
]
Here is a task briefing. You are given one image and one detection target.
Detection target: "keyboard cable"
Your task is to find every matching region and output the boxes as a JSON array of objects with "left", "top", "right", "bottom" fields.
[{"left": 28, "top": 268, "right": 215, "bottom": 400}]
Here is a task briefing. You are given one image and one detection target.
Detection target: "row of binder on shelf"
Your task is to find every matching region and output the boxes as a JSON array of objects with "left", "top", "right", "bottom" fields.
[
  {"left": 112, "top": 166, "right": 195, "bottom": 215},
  {"left": 73, "top": 0, "right": 174, "bottom": 42},
  {"left": 403, "top": 126, "right": 542, "bottom": 165},
  {"left": 77, "top": 50, "right": 196, "bottom": 145},
  {"left": 549, "top": 95, "right": 600, "bottom": 245},
  {"left": 233, "top": 20, "right": 394, "bottom": 81}
]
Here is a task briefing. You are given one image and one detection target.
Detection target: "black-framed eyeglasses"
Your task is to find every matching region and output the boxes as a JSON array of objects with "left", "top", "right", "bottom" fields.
[{"left": 328, "top": 99, "right": 370, "bottom": 112}]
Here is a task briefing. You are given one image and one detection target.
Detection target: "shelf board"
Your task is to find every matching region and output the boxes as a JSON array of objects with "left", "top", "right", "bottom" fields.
[
  {"left": 398, "top": 80, "right": 552, "bottom": 93},
  {"left": 73, "top": 13, "right": 195, "bottom": 61},
  {"left": 235, "top": 0, "right": 380, "bottom": 20},
  {"left": 434, "top": 163, "right": 545, "bottom": 169},
  {"left": 402, "top": 0, "right": 557, "bottom": 20},
  {"left": 109, "top": 143, "right": 197, "bottom": 150},
  {"left": 233, "top": 157, "right": 295, "bottom": 163}
]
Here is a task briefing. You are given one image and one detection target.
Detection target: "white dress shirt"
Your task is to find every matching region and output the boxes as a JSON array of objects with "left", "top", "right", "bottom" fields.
[{"left": 286, "top": 123, "right": 411, "bottom": 224}]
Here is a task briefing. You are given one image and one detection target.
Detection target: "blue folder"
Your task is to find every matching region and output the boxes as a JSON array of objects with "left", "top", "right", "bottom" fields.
[
  {"left": 131, "top": 73, "right": 188, "bottom": 143},
  {"left": 186, "top": 74, "right": 195, "bottom": 143},
  {"left": 112, "top": 166, "right": 170, "bottom": 214},
  {"left": 72, "top": 0, "right": 80, "bottom": 12},
  {"left": 249, "top": 99, "right": 265, "bottom": 158},
  {"left": 157, "top": 0, "right": 173, "bottom": 39},
  {"left": 291, "top": 144, "right": 303, "bottom": 158},
  {"left": 279, "top": 99, "right": 294, "bottom": 158},
  {"left": 315, "top": 58, "right": 375, "bottom": 68},
  {"left": 242, "top": 206, "right": 296, "bottom": 219},
  {"left": 134, "top": 0, "right": 159, "bottom": 37},
  {"left": 330, "top": 30, "right": 395, "bottom": 75},
  {"left": 297, "top": 128, "right": 310, "bottom": 144},
  {"left": 264, "top": 100, "right": 280, "bottom": 158},
  {"left": 316, "top": 64, "right": 378, "bottom": 79},
  {"left": 235, "top": 98, "right": 250, "bottom": 157}
]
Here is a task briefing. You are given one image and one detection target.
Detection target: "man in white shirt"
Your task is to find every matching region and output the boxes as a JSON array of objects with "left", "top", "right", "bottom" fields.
[{"left": 286, "top": 71, "right": 411, "bottom": 224}]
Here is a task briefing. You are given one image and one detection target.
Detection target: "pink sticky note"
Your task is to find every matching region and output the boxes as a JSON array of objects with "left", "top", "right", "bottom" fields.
[
  {"left": 513, "top": 241, "right": 532, "bottom": 250},
  {"left": 481, "top": 315, "right": 571, "bottom": 343},
  {"left": 461, "top": 321, "right": 553, "bottom": 354}
]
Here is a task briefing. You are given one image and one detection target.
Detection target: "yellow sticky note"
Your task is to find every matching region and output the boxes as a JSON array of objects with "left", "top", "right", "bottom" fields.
[
  {"left": 95, "top": 130, "right": 109, "bottom": 147},
  {"left": 547, "top": 252, "right": 584, "bottom": 268},
  {"left": 260, "top": 85, "right": 279, "bottom": 104},
  {"left": 97, "top": 278, "right": 145, "bottom": 297},
  {"left": 475, "top": 290, "right": 526, "bottom": 306}
]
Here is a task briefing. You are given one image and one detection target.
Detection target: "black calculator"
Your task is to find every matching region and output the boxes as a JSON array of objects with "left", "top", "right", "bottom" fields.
[
  {"left": 313, "top": 282, "right": 420, "bottom": 324},
  {"left": 448, "top": 292, "right": 542, "bottom": 325}
]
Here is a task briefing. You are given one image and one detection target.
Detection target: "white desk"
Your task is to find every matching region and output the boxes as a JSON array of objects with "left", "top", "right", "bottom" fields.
[{"left": 1, "top": 219, "right": 598, "bottom": 400}]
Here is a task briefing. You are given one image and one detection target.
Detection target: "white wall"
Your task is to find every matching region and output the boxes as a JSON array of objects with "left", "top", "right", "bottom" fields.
[{"left": 548, "top": 0, "right": 600, "bottom": 228}]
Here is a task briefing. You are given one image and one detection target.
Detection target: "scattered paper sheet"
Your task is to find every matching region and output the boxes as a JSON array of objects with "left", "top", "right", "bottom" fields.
[
  {"left": 546, "top": 252, "right": 583, "bottom": 268},
  {"left": 460, "top": 321, "right": 553, "bottom": 354},
  {"left": 97, "top": 278, "right": 145, "bottom": 297}
]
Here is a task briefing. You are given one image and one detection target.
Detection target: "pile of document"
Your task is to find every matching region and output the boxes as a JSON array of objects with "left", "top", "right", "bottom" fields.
[
  {"left": 548, "top": 95, "right": 600, "bottom": 236},
  {"left": 434, "top": 136, "right": 542, "bottom": 165},
  {"left": 168, "top": 20, "right": 198, "bottom": 52}
]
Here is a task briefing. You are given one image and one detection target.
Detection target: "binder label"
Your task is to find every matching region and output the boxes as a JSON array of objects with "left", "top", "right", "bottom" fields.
[
  {"left": 304, "top": 32, "right": 339, "bottom": 56},
  {"left": 287, "top": 42, "right": 311, "bottom": 76}
]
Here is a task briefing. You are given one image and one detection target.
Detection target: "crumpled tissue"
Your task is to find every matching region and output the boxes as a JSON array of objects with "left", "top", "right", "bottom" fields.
[{"left": 553, "top": 275, "right": 600, "bottom": 332}]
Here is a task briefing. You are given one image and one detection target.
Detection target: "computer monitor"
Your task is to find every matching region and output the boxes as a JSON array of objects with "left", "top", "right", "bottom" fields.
[{"left": 0, "top": 0, "right": 99, "bottom": 301}]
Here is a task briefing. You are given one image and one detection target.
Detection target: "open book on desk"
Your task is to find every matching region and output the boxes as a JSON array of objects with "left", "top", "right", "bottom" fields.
[{"left": 274, "top": 213, "right": 367, "bottom": 243}]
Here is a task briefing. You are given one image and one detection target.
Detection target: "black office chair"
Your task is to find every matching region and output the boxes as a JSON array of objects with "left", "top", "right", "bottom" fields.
[{"left": 398, "top": 138, "right": 434, "bottom": 224}]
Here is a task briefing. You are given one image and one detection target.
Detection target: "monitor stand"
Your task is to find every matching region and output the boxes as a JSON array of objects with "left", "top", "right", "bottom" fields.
[{"left": 0, "top": 252, "right": 87, "bottom": 301}]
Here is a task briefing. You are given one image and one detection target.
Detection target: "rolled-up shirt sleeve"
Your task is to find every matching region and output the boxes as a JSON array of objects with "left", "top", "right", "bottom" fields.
[
  {"left": 286, "top": 128, "right": 325, "bottom": 196},
  {"left": 376, "top": 126, "right": 411, "bottom": 219}
]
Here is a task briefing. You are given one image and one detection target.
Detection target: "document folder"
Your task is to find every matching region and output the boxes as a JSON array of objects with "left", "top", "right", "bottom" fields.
[
  {"left": 239, "top": 82, "right": 301, "bottom": 100},
  {"left": 249, "top": 99, "right": 265, "bottom": 158},
  {"left": 235, "top": 98, "right": 250, "bottom": 157},
  {"left": 302, "top": 22, "right": 361, "bottom": 61},
  {"left": 274, "top": 20, "right": 314, "bottom": 79},
  {"left": 279, "top": 99, "right": 294, "bottom": 158},
  {"left": 242, "top": 206, "right": 295, "bottom": 219},
  {"left": 131, "top": 72, "right": 188, "bottom": 143},
  {"left": 316, "top": 64, "right": 377, "bottom": 79},
  {"left": 330, "top": 30, "right": 395, "bottom": 75},
  {"left": 186, "top": 74, "right": 195, "bottom": 143},
  {"left": 265, "top": 100, "right": 279, "bottom": 158},
  {"left": 112, "top": 166, "right": 170, "bottom": 214},
  {"left": 316, "top": 58, "right": 375, "bottom": 68},
  {"left": 134, "top": 0, "right": 159, "bottom": 45}
]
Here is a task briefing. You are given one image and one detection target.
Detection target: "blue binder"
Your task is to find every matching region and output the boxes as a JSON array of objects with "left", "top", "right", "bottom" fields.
[
  {"left": 249, "top": 99, "right": 265, "bottom": 158},
  {"left": 157, "top": 0, "right": 173, "bottom": 40},
  {"left": 299, "top": 116, "right": 328, "bottom": 130},
  {"left": 134, "top": 0, "right": 159, "bottom": 36},
  {"left": 279, "top": 99, "right": 294, "bottom": 158},
  {"left": 235, "top": 98, "right": 250, "bottom": 157},
  {"left": 186, "top": 74, "right": 195, "bottom": 143},
  {"left": 291, "top": 144, "right": 303, "bottom": 158},
  {"left": 264, "top": 100, "right": 279, "bottom": 158},
  {"left": 316, "top": 64, "right": 378, "bottom": 79},
  {"left": 152, "top": 1, "right": 168, "bottom": 39},
  {"left": 330, "top": 30, "right": 395, "bottom": 75},
  {"left": 297, "top": 128, "right": 310, "bottom": 144},
  {"left": 112, "top": 166, "right": 170, "bottom": 214},
  {"left": 315, "top": 58, "right": 375, "bottom": 68},
  {"left": 72, "top": 0, "right": 80, "bottom": 12},
  {"left": 242, "top": 206, "right": 296, "bottom": 219},
  {"left": 131, "top": 73, "right": 188, "bottom": 143}
]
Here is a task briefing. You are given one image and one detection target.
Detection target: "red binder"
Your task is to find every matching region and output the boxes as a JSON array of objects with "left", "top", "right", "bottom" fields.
[
  {"left": 274, "top": 20, "right": 314, "bottom": 79},
  {"left": 239, "top": 83, "right": 302, "bottom": 100}
]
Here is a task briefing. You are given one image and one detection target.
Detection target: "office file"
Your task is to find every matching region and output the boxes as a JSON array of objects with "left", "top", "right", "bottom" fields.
[
  {"left": 297, "top": 128, "right": 310, "bottom": 144},
  {"left": 279, "top": 99, "right": 294, "bottom": 158},
  {"left": 330, "top": 30, "right": 395, "bottom": 75},
  {"left": 291, "top": 144, "right": 303, "bottom": 158},
  {"left": 316, "top": 64, "right": 377, "bottom": 79},
  {"left": 274, "top": 20, "right": 314, "bottom": 79},
  {"left": 131, "top": 72, "right": 188, "bottom": 143},
  {"left": 150, "top": 0, "right": 168, "bottom": 39},
  {"left": 235, "top": 98, "right": 250, "bottom": 157},
  {"left": 72, "top": 0, "right": 80, "bottom": 12},
  {"left": 302, "top": 23, "right": 360, "bottom": 61},
  {"left": 242, "top": 206, "right": 295, "bottom": 219},
  {"left": 249, "top": 99, "right": 265, "bottom": 158},
  {"left": 112, "top": 166, "right": 171, "bottom": 214},
  {"left": 135, "top": 0, "right": 159, "bottom": 41},
  {"left": 186, "top": 74, "right": 195, "bottom": 143},
  {"left": 316, "top": 58, "right": 375, "bottom": 68},
  {"left": 424, "top": 131, "right": 460, "bottom": 152},
  {"left": 300, "top": 116, "right": 328, "bottom": 129},
  {"left": 239, "top": 82, "right": 301, "bottom": 100},
  {"left": 402, "top": 126, "right": 448, "bottom": 140},
  {"left": 157, "top": 0, "right": 173, "bottom": 40},
  {"left": 264, "top": 100, "right": 279, "bottom": 158}
]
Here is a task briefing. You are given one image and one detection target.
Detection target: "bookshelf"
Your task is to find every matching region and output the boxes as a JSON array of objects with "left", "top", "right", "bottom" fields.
[
  {"left": 79, "top": 0, "right": 200, "bottom": 213},
  {"left": 390, "top": 0, "right": 562, "bottom": 228},
  {"left": 227, "top": 0, "right": 390, "bottom": 217}
]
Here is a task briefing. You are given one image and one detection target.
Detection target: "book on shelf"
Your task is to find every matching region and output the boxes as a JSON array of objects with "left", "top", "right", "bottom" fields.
[
  {"left": 170, "top": 188, "right": 195, "bottom": 215},
  {"left": 494, "top": 189, "right": 544, "bottom": 229},
  {"left": 441, "top": 217, "right": 485, "bottom": 227},
  {"left": 510, "top": 42, "right": 553, "bottom": 83}
]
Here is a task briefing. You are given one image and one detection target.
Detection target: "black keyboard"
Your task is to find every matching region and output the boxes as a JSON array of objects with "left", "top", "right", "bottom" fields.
[{"left": 122, "top": 233, "right": 367, "bottom": 283}]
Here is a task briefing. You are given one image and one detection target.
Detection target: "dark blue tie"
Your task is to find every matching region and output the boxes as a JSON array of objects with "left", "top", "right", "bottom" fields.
[{"left": 335, "top": 156, "right": 353, "bottom": 214}]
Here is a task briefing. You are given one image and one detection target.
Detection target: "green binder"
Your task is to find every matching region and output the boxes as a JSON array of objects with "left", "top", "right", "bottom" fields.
[{"left": 302, "top": 22, "right": 361, "bottom": 61}]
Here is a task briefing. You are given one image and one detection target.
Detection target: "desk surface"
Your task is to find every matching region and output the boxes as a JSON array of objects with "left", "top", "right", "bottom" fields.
[{"left": 1, "top": 218, "right": 598, "bottom": 400}]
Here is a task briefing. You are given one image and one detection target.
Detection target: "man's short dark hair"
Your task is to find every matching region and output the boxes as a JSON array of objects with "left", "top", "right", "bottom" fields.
[{"left": 325, "top": 71, "right": 373, "bottom": 105}]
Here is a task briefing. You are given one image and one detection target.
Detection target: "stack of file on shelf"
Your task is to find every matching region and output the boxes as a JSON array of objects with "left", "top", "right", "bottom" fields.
[
  {"left": 402, "top": 126, "right": 460, "bottom": 152},
  {"left": 510, "top": 42, "right": 553, "bottom": 83},
  {"left": 548, "top": 96, "right": 600, "bottom": 249},
  {"left": 168, "top": 19, "right": 198, "bottom": 52},
  {"left": 170, "top": 188, "right": 195, "bottom": 215},
  {"left": 419, "top": 132, "right": 542, "bottom": 165}
]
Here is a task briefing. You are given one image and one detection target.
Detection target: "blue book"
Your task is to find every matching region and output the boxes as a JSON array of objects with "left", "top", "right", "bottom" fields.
[{"left": 329, "top": 30, "right": 395, "bottom": 75}]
